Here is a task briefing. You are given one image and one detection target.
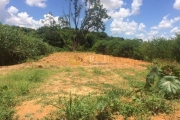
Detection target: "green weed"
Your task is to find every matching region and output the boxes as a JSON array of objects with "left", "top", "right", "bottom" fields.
[
  {"left": 0, "top": 68, "right": 56, "bottom": 119},
  {"left": 92, "top": 68, "right": 104, "bottom": 76},
  {"left": 57, "top": 94, "right": 97, "bottom": 120}
]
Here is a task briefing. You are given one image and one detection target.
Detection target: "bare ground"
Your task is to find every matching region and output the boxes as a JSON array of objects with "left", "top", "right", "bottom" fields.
[{"left": 1, "top": 52, "right": 180, "bottom": 120}]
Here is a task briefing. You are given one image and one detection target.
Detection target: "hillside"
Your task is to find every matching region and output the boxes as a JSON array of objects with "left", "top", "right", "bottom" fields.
[{"left": 1, "top": 52, "right": 180, "bottom": 120}]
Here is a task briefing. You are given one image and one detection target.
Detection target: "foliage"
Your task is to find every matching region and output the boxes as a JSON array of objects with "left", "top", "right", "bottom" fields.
[
  {"left": 58, "top": 94, "right": 97, "bottom": 120},
  {"left": 93, "top": 39, "right": 143, "bottom": 59},
  {"left": 56, "top": 88, "right": 172, "bottom": 120},
  {"left": 36, "top": 26, "right": 64, "bottom": 48},
  {"left": 49, "top": 0, "right": 110, "bottom": 51},
  {"left": 144, "top": 65, "right": 180, "bottom": 99},
  {"left": 0, "top": 90, "right": 15, "bottom": 120},
  {"left": 173, "top": 33, "right": 180, "bottom": 62},
  {"left": 0, "top": 24, "right": 55, "bottom": 65},
  {"left": 140, "top": 38, "right": 175, "bottom": 61},
  {"left": 92, "top": 33, "right": 180, "bottom": 62}
]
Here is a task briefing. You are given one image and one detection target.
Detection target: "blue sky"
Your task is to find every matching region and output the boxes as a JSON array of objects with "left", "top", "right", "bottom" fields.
[{"left": 0, "top": 0, "right": 180, "bottom": 40}]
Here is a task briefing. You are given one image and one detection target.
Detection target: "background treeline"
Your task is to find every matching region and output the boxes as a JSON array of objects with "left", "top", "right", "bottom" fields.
[
  {"left": 1, "top": 23, "right": 180, "bottom": 65},
  {"left": 93, "top": 35, "right": 180, "bottom": 62}
]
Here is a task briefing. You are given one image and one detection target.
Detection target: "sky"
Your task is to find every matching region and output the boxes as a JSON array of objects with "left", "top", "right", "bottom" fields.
[{"left": 0, "top": 0, "right": 180, "bottom": 40}]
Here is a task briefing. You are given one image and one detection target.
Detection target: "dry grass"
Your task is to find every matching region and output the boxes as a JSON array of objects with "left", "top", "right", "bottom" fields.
[{"left": 5, "top": 52, "right": 180, "bottom": 120}]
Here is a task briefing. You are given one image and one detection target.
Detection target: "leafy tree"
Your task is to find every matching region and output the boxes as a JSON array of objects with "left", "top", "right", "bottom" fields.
[
  {"left": 36, "top": 26, "right": 64, "bottom": 48},
  {"left": 58, "top": 0, "right": 110, "bottom": 51}
]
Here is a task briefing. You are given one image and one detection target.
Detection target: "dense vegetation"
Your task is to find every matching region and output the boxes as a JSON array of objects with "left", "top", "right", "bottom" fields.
[
  {"left": 0, "top": 24, "right": 56, "bottom": 65},
  {"left": 1, "top": 22, "right": 180, "bottom": 65}
]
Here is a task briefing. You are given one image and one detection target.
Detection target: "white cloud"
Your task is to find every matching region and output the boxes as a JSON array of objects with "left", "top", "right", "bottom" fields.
[
  {"left": 5, "top": 6, "right": 42, "bottom": 29},
  {"left": 147, "top": 30, "right": 158, "bottom": 36},
  {"left": 152, "top": 15, "right": 180, "bottom": 30},
  {"left": 100, "top": 0, "right": 124, "bottom": 10},
  {"left": 106, "top": 0, "right": 143, "bottom": 36},
  {"left": 136, "top": 33, "right": 145, "bottom": 39},
  {"left": 158, "top": 15, "right": 173, "bottom": 29},
  {"left": 40, "top": 13, "right": 59, "bottom": 27},
  {"left": 109, "top": 8, "right": 131, "bottom": 19},
  {"left": 0, "top": 1, "right": 44, "bottom": 29},
  {"left": 170, "top": 27, "right": 180, "bottom": 33},
  {"left": 174, "top": 0, "right": 180, "bottom": 10},
  {"left": 174, "top": 17, "right": 180, "bottom": 21},
  {"left": 131, "top": 0, "right": 143, "bottom": 15},
  {"left": 7, "top": 6, "right": 18, "bottom": 14},
  {"left": 25, "top": 0, "right": 47, "bottom": 8},
  {"left": 111, "top": 19, "right": 138, "bottom": 35},
  {"left": 171, "top": 34, "right": 176, "bottom": 38},
  {"left": 151, "top": 26, "right": 158, "bottom": 30},
  {"left": 138, "top": 23, "right": 146, "bottom": 32},
  {"left": 0, "top": 0, "right": 9, "bottom": 21},
  {"left": 0, "top": 0, "right": 9, "bottom": 10}
]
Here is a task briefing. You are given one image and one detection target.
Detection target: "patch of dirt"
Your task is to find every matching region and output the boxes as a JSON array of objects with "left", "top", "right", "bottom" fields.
[
  {"left": 35, "top": 52, "right": 150, "bottom": 69},
  {"left": 14, "top": 100, "right": 56, "bottom": 120},
  {"left": 0, "top": 52, "right": 149, "bottom": 74},
  {"left": 151, "top": 112, "right": 180, "bottom": 120},
  {"left": 0, "top": 52, "right": 150, "bottom": 119}
]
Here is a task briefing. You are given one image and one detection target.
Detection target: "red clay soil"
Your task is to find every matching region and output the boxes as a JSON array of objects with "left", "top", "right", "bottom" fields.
[
  {"left": 35, "top": 52, "right": 150, "bottom": 69},
  {"left": 0, "top": 52, "right": 150, "bottom": 72},
  {"left": 0, "top": 52, "right": 159, "bottom": 120}
]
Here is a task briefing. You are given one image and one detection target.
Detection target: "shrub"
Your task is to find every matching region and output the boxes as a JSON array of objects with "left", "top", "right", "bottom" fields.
[
  {"left": 139, "top": 37, "right": 176, "bottom": 61},
  {"left": 144, "top": 65, "right": 180, "bottom": 99},
  {"left": 0, "top": 87, "right": 16, "bottom": 120},
  {"left": 0, "top": 24, "right": 55, "bottom": 65},
  {"left": 93, "top": 39, "right": 143, "bottom": 59},
  {"left": 173, "top": 33, "right": 180, "bottom": 62}
]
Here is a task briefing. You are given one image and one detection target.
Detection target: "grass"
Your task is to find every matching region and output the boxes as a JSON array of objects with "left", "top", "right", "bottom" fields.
[
  {"left": 92, "top": 68, "right": 105, "bottom": 76},
  {"left": 49, "top": 66, "right": 179, "bottom": 119},
  {"left": 1, "top": 59, "right": 180, "bottom": 120},
  {"left": 0, "top": 68, "right": 58, "bottom": 119},
  {"left": 54, "top": 88, "right": 172, "bottom": 120}
]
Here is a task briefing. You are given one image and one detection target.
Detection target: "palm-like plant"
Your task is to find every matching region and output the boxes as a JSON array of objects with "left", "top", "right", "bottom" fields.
[{"left": 144, "top": 66, "right": 180, "bottom": 99}]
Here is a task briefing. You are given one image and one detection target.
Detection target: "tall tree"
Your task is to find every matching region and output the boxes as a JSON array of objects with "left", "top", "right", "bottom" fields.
[{"left": 59, "top": 0, "right": 110, "bottom": 51}]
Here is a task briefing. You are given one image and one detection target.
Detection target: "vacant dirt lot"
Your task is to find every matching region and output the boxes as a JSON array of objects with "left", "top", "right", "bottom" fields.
[{"left": 2, "top": 52, "right": 180, "bottom": 120}]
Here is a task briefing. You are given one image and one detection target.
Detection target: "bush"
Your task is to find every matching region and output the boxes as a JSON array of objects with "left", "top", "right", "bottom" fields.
[
  {"left": 0, "top": 24, "right": 55, "bottom": 65},
  {"left": 93, "top": 39, "right": 143, "bottom": 60},
  {"left": 173, "top": 33, "right": 180, "bottom": 62},
  {"left": 0, "top": 90, "right": 15, "bottom": 120},
  {"left": 93, "top": 40, "right": 108, "bottom": 54}
]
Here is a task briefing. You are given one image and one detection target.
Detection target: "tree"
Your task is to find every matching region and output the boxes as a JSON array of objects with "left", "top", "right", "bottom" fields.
[{"left": 59, "top": 0, "right": 110, "bottom": 51}]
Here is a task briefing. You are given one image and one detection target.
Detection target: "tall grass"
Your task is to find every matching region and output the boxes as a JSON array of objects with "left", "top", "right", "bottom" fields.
[{"left": 56, "top": 88, "right": 172, "bottom": 120}]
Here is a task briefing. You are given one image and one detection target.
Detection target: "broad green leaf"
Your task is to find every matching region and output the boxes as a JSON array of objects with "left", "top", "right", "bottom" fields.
[{"left": 158, "top": 76, "right": 180, "bottom": 94}]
